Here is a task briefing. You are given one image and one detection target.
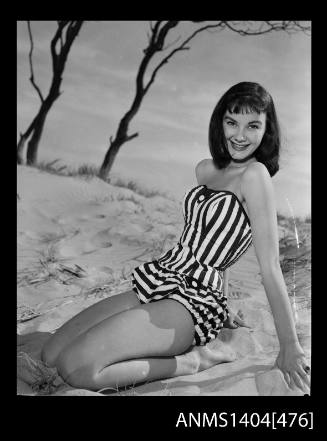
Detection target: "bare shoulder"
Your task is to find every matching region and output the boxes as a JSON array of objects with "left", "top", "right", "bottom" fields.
[
  {"left": 195, "top": 158, "right": 215, "bottom": 184},
  {"left": 240, "top": 161, "right": 276, "bottom": 221},
  {"left": 242, "top": 161, "right": 270, "bottom": 180},
  {"left": 240, "top": 162, "right": 272, "bottom": 197}
]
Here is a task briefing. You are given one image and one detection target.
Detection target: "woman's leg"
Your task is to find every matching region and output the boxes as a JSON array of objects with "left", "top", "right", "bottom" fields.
[
  {"left": 92, "top": 355, "right": 197, "bottom": 393},
  {"left": 55, "top": 299, "right": 196, "bottom": 390},
  {"left": 41, "top": 290, "right": 140, "bottom": 366},
  {"left": 92, "top": 343, "right": 236, "bottom": 393}
]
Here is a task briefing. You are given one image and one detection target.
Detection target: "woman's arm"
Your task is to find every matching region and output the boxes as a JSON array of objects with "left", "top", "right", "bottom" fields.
[{"left": 240, "top": 162, "right": 310, "bottom": 391}]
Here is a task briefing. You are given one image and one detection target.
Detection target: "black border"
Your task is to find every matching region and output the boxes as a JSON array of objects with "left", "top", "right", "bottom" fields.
[{"left": 15, "top": 13, "right": 318, "bottom": 435}]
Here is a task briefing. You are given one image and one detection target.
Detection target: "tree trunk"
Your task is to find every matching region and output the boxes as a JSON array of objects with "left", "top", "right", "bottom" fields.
[
  {"left": 18, "top": 21, "right": 83, "bottom": 166},
  {"left": 98, "top": 138, "right": 124, "bottom": 180},
  {"left": 17, "top": 135, "right": 27, "bottom": 164},
  {"left": 26, "top": 109, "right": 49, "bottom": 165}
]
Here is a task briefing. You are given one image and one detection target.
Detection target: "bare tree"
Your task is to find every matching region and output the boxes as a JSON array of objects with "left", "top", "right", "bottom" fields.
[
  {"left": 17, "top": 21, "right": 84, "bottom": 165},
  {"left": 98, "top": 20, "right": 310, "bottom": 180}
]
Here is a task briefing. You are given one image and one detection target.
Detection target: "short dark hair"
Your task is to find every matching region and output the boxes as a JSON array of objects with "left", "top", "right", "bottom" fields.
[{"left": 208, "top": 82, "right": 281, "bottom": 177}]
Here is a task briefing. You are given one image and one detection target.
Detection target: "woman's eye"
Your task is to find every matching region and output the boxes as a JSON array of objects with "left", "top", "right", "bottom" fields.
[
  {"left": 226, "top": 121, "right": 235, "bottom": 126},
  {"left": 248, "top": 124, "right": 259, "bottom": 129}
]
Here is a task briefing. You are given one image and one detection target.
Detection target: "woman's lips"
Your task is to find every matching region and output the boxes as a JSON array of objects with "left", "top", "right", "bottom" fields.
[{"left": 231, "top": 141, "right": 250, "bottom": 151}]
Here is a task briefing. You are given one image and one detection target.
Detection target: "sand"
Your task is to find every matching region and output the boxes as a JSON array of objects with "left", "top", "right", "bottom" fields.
[{"left": 17, "top": 165, "right": 311, "bottom": 396}]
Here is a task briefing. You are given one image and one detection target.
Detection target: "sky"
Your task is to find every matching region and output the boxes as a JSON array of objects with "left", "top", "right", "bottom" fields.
[{"left": 17, "top": 21, "right": 311, "bottom": 218}]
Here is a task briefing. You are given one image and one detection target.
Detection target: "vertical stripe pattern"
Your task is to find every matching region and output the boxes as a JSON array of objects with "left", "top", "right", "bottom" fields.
[{"left": 131, "top": 184, "right": 252, "bottom": 345}]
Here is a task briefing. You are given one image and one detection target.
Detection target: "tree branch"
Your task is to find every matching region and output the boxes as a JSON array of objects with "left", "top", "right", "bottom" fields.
[
  {"left": 223, "top": 20, "right": 311, "bottom": 36},
  {"left": 162, "top": 35, "right": 182, "bottom": 51},
  {"left": 143, "top": 20, "right": 311, "bottom": 95},
  {"left": 144, "top": 20, "right": 163, "bottom": 53},
  {"left": 144, "top": 21, "right": 225, "bottom": 93},
  {"left": 125, "top": 132, "right": 139, "bottom": 142},
  {"left": 50, "top": 21, "right": 69, "bottom": 74},
  {"left": 154, "top": 21, "right": 179, "bottom": 51},
  {"left": 27, "top": 21, "right": 44, "bottom": 103}
]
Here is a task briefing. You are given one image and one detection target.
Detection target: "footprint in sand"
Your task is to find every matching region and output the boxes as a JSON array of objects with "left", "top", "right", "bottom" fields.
[
  {"left": 228, "top": 291, "right": 251, "bottom": 300},
  {"left": 90, "top": 229, "right": 113, "bottom": 249},
  {"left": 59, "top": 232, "right": 112, "bottom": 257}
]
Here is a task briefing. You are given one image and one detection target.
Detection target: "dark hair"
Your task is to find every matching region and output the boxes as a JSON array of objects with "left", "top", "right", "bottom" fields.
[{"left": 208, "top": 82, "right": 281, "bottom": 176}]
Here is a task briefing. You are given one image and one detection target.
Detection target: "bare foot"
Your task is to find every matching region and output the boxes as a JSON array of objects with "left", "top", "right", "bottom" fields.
[{"left": 191, "top": 344, "right": 237, "bottom": 372}]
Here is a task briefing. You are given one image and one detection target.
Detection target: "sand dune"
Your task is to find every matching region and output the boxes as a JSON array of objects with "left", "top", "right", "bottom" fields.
[{"left": 17, "top": 165, "right": 311, "bottom": 396}]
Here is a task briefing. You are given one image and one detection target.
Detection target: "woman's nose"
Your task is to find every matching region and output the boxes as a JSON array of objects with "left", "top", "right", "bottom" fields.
[{"left": 234, "top": 128, "right": 246, "bottom": 142}]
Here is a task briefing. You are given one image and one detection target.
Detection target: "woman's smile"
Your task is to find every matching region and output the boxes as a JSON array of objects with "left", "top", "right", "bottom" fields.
[
  {"left": 230, "top": 141, "right": 251, "bottom": 151},
  {"left": 223, "top": 110, "right": 266, "bottom": 161}
]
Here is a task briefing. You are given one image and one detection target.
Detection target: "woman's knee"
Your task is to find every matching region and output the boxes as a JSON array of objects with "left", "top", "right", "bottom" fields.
[
  {"left": 55, "top": 336, "right": 98, "bottom": 382},
  {"left": 41, "top": 328, "right": 76, "bottom": 367},
  {"left": 55, "top": 345, "right": 106, "bottom": 390},
  {"left": 63, "top": 366, "right": 119, "bottom": 391},
  {"left": 62, "top": 364, "right": 99, "bottom": 390},
  {"left": 41, "top": 334, "right": 60, "bottom": 367}
]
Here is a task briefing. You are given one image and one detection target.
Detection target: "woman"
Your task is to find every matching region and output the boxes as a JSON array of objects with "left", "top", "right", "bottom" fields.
[{"left": 41, "top": 82, "right": 310, "bottom": 393}]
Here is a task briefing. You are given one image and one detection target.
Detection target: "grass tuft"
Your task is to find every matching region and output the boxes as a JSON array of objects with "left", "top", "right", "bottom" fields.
[
  {"left": 67, "top": 163, "right": 100, "bottom": 179},
  {"left": 32, "top": 160, "right": 169, "bottom": 198},
  {"left": 35, "top": 159, "right": 68, "bottom": 175},
  {"left": 109, "top": 176, "right": 169, "bottom": 198}
]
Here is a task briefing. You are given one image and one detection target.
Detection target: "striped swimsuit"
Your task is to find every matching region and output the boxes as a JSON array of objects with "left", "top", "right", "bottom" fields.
[{"left": 131, "top": 184, "right": 252, "bottom": 346}]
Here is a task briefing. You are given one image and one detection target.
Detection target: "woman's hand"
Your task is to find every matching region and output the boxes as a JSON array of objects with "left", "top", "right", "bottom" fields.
[
  {"left": 275, "top": 342, "right": 310, "bottom": 393},
  {"left": 223, "top": 309, "right": 251, "bottom": 329}
]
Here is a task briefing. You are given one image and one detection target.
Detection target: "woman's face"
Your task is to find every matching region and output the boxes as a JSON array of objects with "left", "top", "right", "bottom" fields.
[{"left": 223, "top": 110, "right": 266, "bottom": 161}]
